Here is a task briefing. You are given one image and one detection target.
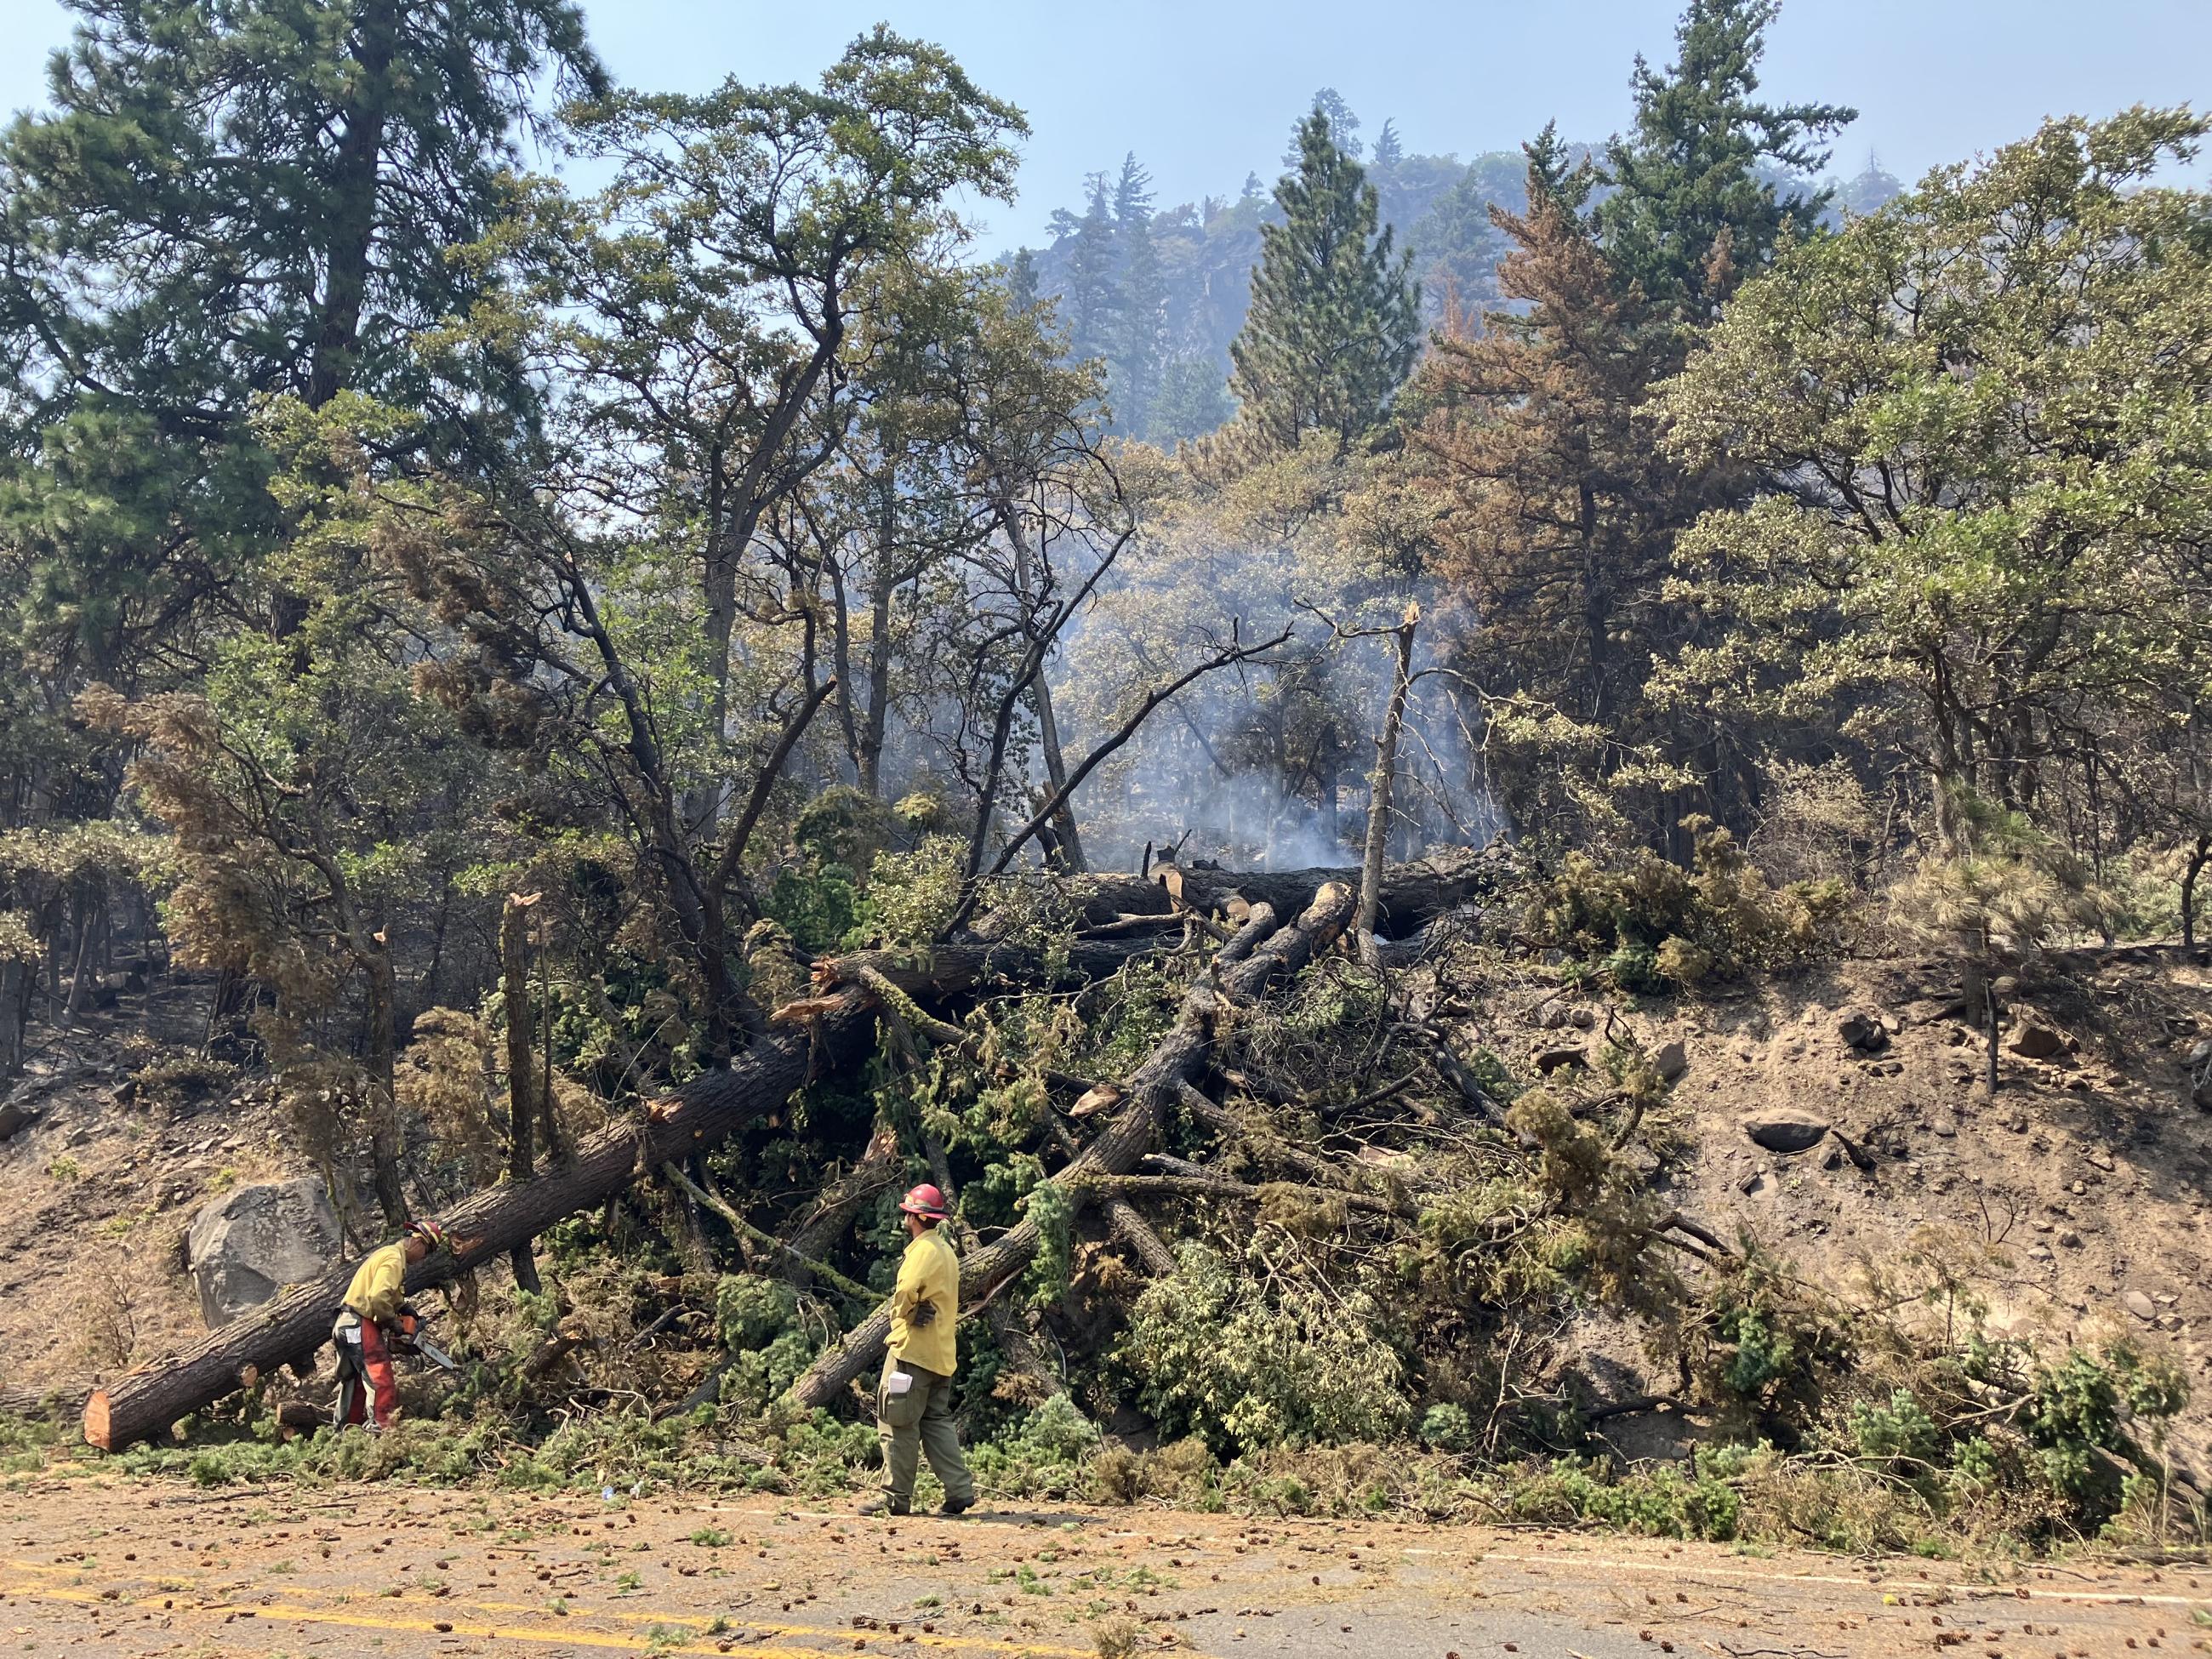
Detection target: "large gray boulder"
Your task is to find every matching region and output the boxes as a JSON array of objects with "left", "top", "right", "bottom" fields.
[{"left": 187, "top": 1177, "right": 343, "bottom": 1328}]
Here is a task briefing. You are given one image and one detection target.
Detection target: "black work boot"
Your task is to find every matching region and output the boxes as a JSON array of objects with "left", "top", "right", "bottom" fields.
[{"left": 938, "top": 1494, "right": 974, "bottom": 1518}]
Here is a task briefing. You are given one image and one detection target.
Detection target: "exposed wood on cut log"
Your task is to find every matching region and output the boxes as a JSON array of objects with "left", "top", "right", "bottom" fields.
[
  {"left": 83, "top": 930, "right": 1160, "bottom": 1452},
  {"left": 1155, "top": 847, "right": 1499, "bottom": 941},
  {"left": 785, "top": 881, "right": 1360, "bottom": 1413}
]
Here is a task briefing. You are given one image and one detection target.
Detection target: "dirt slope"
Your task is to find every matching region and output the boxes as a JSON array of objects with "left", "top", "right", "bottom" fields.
[{"left": 1477, "top": 947, "right": 2212, "bottom": 1466}]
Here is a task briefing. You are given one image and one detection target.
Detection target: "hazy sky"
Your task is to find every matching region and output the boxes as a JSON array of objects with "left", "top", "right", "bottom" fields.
[{"left": 3, "top": 0, "right": 2205, "bottom": 248}]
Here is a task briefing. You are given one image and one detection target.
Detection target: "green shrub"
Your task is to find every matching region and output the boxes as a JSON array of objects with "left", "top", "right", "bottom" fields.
[
  {"left": 1117, "top": 1242, "right": 1411, "bottom": 1454},
  {"left": 1417, "top": 1403, "right": 1474, "bottom": 1452},
  {"left": 1530, "top": 819, "right": 1846, "bottom": 988}
]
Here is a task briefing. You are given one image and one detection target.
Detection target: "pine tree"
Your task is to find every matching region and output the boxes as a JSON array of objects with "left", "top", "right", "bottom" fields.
[
  {"left": 1371, "top": 118, "right": 1405, "bottom": 171},
  {"left": 1060, "top": 174, "right": 1121, "bottom": 365},
  {"left": 1595, "top": 0, "right": 1854, "bottom": 321},
  {"left": 1150, "top": 354, "right": 1234, "bottom": 445},
  {"left": 1004, "top": 247, "right": 1040, "bottom": 311},
  {"left": 1412, "top": 132, "right": 1718, "bottom": 841},
  {"left": 1112, "top": 151, "right": 1155, "bottom": 225},
  {"left": 0, "top": 0, "right": 605, "bottom": 665},
  {"left": 1229, "top": 110, "right": 1419, "bottom": 451},
  {"left": 1, "top": 0, "right": 605, "bottom": 432},
  {"left": 1288, "top": 88, "right": 1362, "bottom": 163},
  {"left": 1110, "top": 216, "right": 1166, "bottom": 436}
]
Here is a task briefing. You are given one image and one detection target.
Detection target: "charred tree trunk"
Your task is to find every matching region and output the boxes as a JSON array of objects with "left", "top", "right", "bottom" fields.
[
  {"left": 0, "top": 960, "right": 26, "bottom": 1079},
  {"left": 362, "top": 941, "right": 407, "bottom": 1229},
  {"left": 2183, "top": 832, "right": 2209, "bottom": 952},
  {"left": 1357, "top": 603, "right": 1419, "bottom": 967},
  {"left": 862, "top": 555, "right": 898, "bottom": 801},
  {"left": 784, "top": 881, "right": 1356, "bottom": 1412},
  {"left": 1005, "top": 503, "right": 1086, "bottom": 872},
  {"left": 502, "top": 894, "right": 542, "bottom": 1297}
]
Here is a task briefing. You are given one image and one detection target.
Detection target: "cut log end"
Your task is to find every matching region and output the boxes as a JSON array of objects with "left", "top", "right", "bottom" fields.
[{"left": 83, "top": 1391, "right": 113, "bottom": 1453}]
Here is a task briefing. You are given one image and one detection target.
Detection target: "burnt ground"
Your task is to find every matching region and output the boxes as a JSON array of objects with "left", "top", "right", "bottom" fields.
[{"left": 0, "top": 1477, "right": 2203, "bottom": 1658}]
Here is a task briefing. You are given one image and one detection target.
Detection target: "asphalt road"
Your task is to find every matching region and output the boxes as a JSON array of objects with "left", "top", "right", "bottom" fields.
[{"left": 0, "top": 1479, "right": 2202, "bottom": 1657}]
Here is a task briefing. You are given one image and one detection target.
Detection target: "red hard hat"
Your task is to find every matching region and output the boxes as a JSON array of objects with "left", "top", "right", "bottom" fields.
[
  {"left": 405, "top": 1219, "right": 449, "bottom": 1251},
  {"left": 898, "top": 1183, "right": 949, "bottom": 1219}
]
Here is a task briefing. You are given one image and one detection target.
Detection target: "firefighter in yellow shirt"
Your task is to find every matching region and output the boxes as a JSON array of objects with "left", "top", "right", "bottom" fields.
[
  {"left": 333, "top": 1220, "right": 448, "bottom": 1430},
  {"left": 858, "top": 1185, "right": 975, "bottom": 1516}
]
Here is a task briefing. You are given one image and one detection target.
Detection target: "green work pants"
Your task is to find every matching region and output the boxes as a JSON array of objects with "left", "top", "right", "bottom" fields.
[{"left": 875, "top": 1355, "right": 972, "bottom": 1508}]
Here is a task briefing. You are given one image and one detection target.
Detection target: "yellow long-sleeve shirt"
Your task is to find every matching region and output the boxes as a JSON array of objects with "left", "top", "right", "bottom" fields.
[
  {"left": 343, "top": 1241, "right": 408, "bottom": 1325},
  {"left": 887, "top": 1226, "right": 958, "bottom": 1376}
]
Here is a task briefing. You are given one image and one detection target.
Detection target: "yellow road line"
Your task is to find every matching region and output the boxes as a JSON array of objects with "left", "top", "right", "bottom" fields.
[
  {"left": 1466, "top": 1548, "right": 2212, "bottom": 1611},
  {"left": 3, "top": 1578, "right": 872, "bottom": 1657},
  {"left": 0, "top": 1566, "right": 1103, "bottom": 1658}
]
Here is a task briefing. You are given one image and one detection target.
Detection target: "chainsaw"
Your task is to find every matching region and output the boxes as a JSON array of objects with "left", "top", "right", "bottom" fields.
[{"left": 390, "top": 1308, "right": 458, "bottom": 1371}]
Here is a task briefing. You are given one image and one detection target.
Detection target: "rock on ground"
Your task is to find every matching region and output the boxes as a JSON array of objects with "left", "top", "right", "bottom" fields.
[
  {"left": 1741, "top": 1109, "right": 1830, "bottom": 1154},
  {"left": 186, "top": 1177, "right": 343, "bottom": 1328}
]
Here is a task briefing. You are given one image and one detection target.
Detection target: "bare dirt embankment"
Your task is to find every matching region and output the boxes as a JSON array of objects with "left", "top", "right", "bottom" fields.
[
  {"left": 1, "top": 1477, "right": 2203, "bottom": 1659},
  {"left": 1445, "top": 944, "right": 2212, "bottom": 1466}
]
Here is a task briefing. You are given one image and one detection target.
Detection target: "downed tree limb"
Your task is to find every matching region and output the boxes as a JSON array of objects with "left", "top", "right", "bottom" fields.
[
  {"left": 1175, "top": 1080, "right": 1350, "bottom": 1185},
  {"left": 985, "top": 1303, "right": 1065, "bottom": 1402},
  {"left": 521, "top": 1316, "right": 595, "bottom": 1383},
  {"left": 661, "top": 1162, "right": 875, "bottom": 1305},
  {"left": 1040, "top": 1098, "right": 1179, "bottom": 1277},
  {"left": 1080, "top": 1171, "right": 1417, "bottom": 1221},
  {"left": 784, "top": 1126, "right": 903, "bottom": 1264},
  {"left": 82, "top": 930, "right": 1157, "bottom": 1452},
  {"left": 784, "top": 881, "right": 1359, "bottom": 1412},
  {"left": 1100, "top": 1197, "right": 1178, "bottom": 1276}
]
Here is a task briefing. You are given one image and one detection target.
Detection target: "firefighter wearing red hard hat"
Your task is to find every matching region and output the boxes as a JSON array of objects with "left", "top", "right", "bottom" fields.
[
  {"left": 333, "top": 1219, "right": 450, "bottom": 1431},
  {"left": 858, "top": 1183, "right": 975, "bottom": 1517}
]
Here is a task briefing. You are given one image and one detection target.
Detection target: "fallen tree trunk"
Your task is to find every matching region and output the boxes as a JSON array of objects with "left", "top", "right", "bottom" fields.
[
  {"left": 978, "top": 848, "right": 1504, "bottom": 941},
  {"left": 784, "top": 880, "right": 1358, "bottom": 1412},
  {"left": 82, "top": 931, "right": 1166, "bottom": 1452},
  {"left": 1160, "top": 856, "right": 1486, "bottom": 940},
  {"left": 0, "top": 1382, "right": 89, "bottom": 1422},
  {"left": 784, "top": 1126, "right": 903, "bottom": 1264}
]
